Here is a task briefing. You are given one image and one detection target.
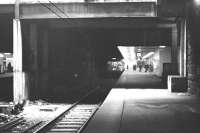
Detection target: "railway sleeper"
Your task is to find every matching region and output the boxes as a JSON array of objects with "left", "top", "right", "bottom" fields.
[
  {"left": 49, "top": 128, "right": 78, "bottom": 132},
  {"left": 58, "top": 121, "right": 84, "bottom": 125},
  {"left": 54, "top": 124, "right": 82, "bottom": 128}
]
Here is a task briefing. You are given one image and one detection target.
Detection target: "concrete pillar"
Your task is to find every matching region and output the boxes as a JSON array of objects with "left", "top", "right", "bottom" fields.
[
  {"left": 179, "top": 19, "right": 187, "bottom": 76},
  {"left": 187, "top": 14, "right": 200, "bottom": 95},
  {"left": 187, "top": 28, "right": 198, "bottom": 94},
  {"left": 171, "top": 25, "right": 178, "bottom": 72},
  {"left": 183, "top": 20, "right": 187, "bottom": 77},
  {"left": 13, "top": 19, "right": 28, "bottom": 102}
]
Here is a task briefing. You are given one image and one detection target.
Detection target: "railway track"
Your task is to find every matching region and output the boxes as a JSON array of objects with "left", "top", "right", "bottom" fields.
[
  {"left": 0, "top": 117, "right": 23, "bottom": 131},
  {"left": 33, "top": 87, "right": 102, "bottom": 133},
  {"left": 0, "top": 87, "right": 103, "bottom": 133},
  {"left": 34, "top": 104, "right": 99, "bottom": 133},
  {"left": 0, "top": 116, "right": 43, "bottom": 133}
]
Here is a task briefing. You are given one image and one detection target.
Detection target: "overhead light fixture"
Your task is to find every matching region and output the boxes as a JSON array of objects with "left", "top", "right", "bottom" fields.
[
  {"left": 4, "top": 53, "right": 11, "bottom": 55},
  {"left": 195, "top": 0, "right": 200, "bottom": 5},
  {"left": 142, "top": 52, "right": 154, "bottom": 59},
  {"left": 159, "top": 46, "right": 166, "bottom": 48},
  {"left": 137, "top": 52, "right": 141, "bottom": 57},
  {"left": 0, "top": 53, "right": 4, "bottom": 58}
]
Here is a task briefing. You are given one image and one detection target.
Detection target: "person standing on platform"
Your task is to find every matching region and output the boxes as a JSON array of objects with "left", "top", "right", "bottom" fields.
[
  {"left": 144, "top": 64, "right": 149, "bottom": 72},
  {"left": 7, "top": 62, "right": 13, "bottom": 72}
]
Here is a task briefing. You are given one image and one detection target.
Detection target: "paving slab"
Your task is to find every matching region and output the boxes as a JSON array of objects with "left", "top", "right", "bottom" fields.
[
  {"left": 83, "top": 89, "right": 200, "bottom": 133},
  {"left": 120, "top": 89, "right": 200, "bottom": 133}
]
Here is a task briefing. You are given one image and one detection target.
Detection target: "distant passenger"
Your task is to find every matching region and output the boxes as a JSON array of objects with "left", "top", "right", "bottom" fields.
[
  {"left": 137, "top": 60, "right": 143, "bottom": 72},
  {"left": 133, "top": 65, "right": 136, "bottom": 71},
  {"left": 149, "top": 64, "right": 154, "bottom": 72},
  {"left": 7, "top": 62, "right": 13, "bottom": 72},
  {"left": 144, "top": 64, "right": 149, "bottom": 72}
]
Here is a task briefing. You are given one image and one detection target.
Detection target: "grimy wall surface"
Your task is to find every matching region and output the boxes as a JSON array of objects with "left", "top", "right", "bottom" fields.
[{"left": 187, "top": 1, "right": 200, "bottom": 95}]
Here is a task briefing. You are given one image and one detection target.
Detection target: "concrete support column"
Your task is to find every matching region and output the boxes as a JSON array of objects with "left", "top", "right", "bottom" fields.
[
  {"left": 183, "top": 20, "right": 187, "bottom": 77},
  {"left": 13, "top": 19, "right": 27, "bottom": 102},
  {"left": 179, "top": 19, "right": 187, "bottom": 76},
  {"left": 187, "top": 16, "right": 200, "bottom": 95},
  {"left": 187, "top": 30, "right": 198, "bottom": 94},
  {"left": 171, "top": 25, "right": 178, "bottom": 72}
]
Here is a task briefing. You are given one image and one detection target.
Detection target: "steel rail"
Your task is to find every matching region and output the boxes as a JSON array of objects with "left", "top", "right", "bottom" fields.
[
  {"left": 33, "top": 86, "right": 101, "bottom": 133},
  {"left": 0, "top": 117, "right": 23, "bottom": 131},
  {"left": 76, "top": 104, "right": 100, "bottom": 133},
  {"left": 21, "top": 121, "right": 43, "bottom": 133}
]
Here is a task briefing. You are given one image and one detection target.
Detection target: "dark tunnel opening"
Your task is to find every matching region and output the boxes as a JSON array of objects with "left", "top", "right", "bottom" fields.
[{"left": 20, "top": 19, "right": 174, "bottom": 101}]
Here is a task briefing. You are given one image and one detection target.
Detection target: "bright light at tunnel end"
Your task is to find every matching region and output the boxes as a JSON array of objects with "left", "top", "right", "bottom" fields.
[
  {"left": 159, "top": 45, "right": 166, "bottom": 48},
  {"left": 194, "top": 0, "right": 200, "bottom": 5}
]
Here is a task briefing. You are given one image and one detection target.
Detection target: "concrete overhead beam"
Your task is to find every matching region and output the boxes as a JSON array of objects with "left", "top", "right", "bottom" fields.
[
  {"left": 158, "top": 0, "right": 187, "bottom": 17},
  {"left": 20, "top": 2, "right": 157, "bottom": 19},
  {"left": 0, "top": 5, "right": 14, "bottom": 14},
  {"left": 44, "top": 18, "right": 176, "bottom": 29}
]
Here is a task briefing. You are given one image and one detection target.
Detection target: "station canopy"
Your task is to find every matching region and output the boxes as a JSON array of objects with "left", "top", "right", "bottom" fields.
[{"left": 0, "top": 0, "right": 157, "bottom": 4}]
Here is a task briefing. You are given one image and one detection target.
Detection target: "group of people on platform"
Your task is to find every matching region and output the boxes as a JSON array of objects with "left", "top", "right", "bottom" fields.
[
  {"left": 132, "top": 60, "right": 154, "bottom": 72},
  {"left": 0, "top": 62, "right": 13, "bottom": 74}
]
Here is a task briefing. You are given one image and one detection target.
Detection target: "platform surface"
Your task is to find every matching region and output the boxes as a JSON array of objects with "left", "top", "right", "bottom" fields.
[{"left": 82, "top": 89, "right": 200, "bottom": 133}]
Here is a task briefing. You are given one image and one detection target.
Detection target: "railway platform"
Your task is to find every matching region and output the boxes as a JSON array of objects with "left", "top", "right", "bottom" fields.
[{"left": 82, "top": 89, "right": 200, "bottom": 133}]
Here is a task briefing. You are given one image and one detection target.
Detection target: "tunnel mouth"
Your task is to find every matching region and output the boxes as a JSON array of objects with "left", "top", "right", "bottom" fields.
[{"left": 20, "top": 18, "right": 176, "bottom": 101}]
